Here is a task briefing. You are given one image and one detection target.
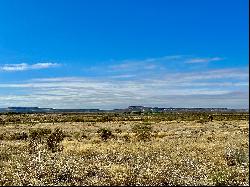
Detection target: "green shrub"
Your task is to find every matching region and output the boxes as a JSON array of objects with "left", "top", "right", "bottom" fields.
[
  {"left": 97, "top": 128, "right": 113, "bottom": 141},
  {"left": 132, "top": 122, "right": 152, "bottom": 141},
  {"left": 210, "top": 168, "right": 247, "bottom": 186},
  {"left": 224, "top": 147, "right": 249, "bottom": 166},
  {"left": 28, "top": 128, "right": 51, "bottom": 153},
  {"left": 13, "top": 132, "right": 28, "bottom": 140},
  {"left": 47, "top": 128, "right": 65, "bottom": 152},
  {"left": 0, "top": 132, "right": 28, "bottom": 141},
  {"left": 122, "top": 134, "right": 130, "bottom": 142},
  {"left": 73, "top": 132, "right": 81, "bottom": 139},
  {"left": 29, "top": 128, "right": 51, "bottom": 142}
]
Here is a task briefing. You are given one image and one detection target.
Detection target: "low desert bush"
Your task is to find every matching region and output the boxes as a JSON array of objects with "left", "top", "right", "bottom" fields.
[
  {"left": 210, "top": 168, "right": 248, "bottom": 186},
  {"left": 122, "top": 133, "right": 131, "bottom": 142},
  {"left": 47, "top": 128, "right": 65, "bottom": 152},
  {"left": 114, "top": 128, "right": 122, "bottom": 134},
  {"left": 29, "top": 128, "right": 51, "bottom": 142},
  {"left": 12, "top": 132, "right": 28, "bottom": 140},
  {"left": 0, "top": 132, "right": 28, "bottom": 141},
  {"left": 224, "top": 147, "right": 249, "bottom": 166},
  {"left": 97, "top": 128, "right": 113, "bottom": 141},
  {"left": 0, "top": 133, "right": 5, "bottom": 140},
  {"left": 131, "top": 122, "right": 152, "bottom": 141},
  {"left": 73, "top": 131, "right": 88, "bottom": 141}
]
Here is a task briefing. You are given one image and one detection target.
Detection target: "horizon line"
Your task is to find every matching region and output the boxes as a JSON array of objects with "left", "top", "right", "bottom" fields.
[{"left": 1, "top": 106, "right": 249, "bottom": 110}]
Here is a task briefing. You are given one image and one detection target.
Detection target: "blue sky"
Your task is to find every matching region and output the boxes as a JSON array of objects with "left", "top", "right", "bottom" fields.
[{"left": 0, "top": 0, "right": 249, "bottom": 109}]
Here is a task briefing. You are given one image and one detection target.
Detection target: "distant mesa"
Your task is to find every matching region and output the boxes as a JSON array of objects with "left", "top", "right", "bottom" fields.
[{"left": 0, "top": 106, "right": 248, "bottom": 113}]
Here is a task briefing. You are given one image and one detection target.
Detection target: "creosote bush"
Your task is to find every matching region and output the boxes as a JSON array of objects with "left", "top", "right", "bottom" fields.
[
  {"left": 97, "top": 128, "right": 113, "bottom": 141},
  {"left": 47, "top": 128, "right": 65, "bottom": 152},
  {"left": 27, "top": 128, "right": 65, "bottom": 153},
  {"left": 132, "top": 122, "right": 152, "bottom": 141},
  {"left": 29, "top": 128, "right": 51, "bottom": 142}
]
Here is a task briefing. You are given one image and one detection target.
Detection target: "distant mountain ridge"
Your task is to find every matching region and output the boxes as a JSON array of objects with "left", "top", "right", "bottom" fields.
[{"left": 0, "top": 106, "right": 248, "bottom": 113}]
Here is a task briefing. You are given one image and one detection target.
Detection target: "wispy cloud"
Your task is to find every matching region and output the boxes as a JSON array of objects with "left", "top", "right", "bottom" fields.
[
  {"left": 110, "top": 74, "right": 136, "bottom": 79},
  {"left": 87, "top": 55, "right": 224, "bottom": 76},
  {"left": 162, "top": 68, "right": 249, "bottom": 82},
  {"left": 0, "top": 67, "right": 248, "bottom": 109},
  {"left": 185, "top": 57, "right": 223, "bottom": 64},
  {"left": 0, "top": 63, "right": 60, "bottom": 72},
  {"left": 109, "top": 61, "right": 157, "bottom": 71},
  {"left": 108, "top": 55, "right": 183, "bottom": 71}
]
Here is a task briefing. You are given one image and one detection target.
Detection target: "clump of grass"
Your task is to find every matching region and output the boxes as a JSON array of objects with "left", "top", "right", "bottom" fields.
[
  {"left": 114, "top": 128, "right": 122, "bottom": 134},
  {"left": 73, "top": 131, "right": 88, "bottom": 141},
  {"left": 122, "top": 133, "right": 131, "bottom": 142},
  {"left": 0, "top": 149, "right": 11, "bottom": 161}
]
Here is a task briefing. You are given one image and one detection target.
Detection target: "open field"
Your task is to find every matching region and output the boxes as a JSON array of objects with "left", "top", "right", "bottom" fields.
[{"left": 0, "top": 112, "right": 249, "bottom": 186}]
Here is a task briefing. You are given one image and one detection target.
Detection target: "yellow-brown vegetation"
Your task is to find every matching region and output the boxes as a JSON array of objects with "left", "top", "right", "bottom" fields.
[{"left": 0, "top": 112, "right": 249, "bottom": 185}]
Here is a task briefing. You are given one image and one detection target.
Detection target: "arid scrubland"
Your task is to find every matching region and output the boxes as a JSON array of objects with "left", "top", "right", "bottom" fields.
[{"left": 0, "top": 112, "right": 249, "bottom": 186}]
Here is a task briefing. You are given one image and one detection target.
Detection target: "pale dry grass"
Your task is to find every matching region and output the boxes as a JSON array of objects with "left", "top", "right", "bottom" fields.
[{"left": 0, "top": 116, "right": 249, "bottom": 186}]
